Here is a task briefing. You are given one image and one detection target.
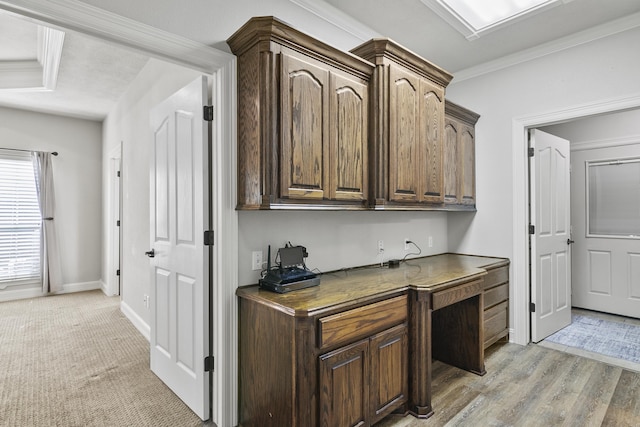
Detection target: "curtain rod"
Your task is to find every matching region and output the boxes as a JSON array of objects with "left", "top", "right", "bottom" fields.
[{"left": 1, "top": 148, "right": 58, "bottom": 156}]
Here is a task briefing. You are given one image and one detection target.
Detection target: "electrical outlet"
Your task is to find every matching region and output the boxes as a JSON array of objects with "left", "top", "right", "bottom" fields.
[
  {"left": 378, "top": 240, "right": 384, "bottom": 254},
  {"left": 404, "top": 238, "right": 410, "bottom": 250},
  {"left": 428, "top": 236, "right": 433, "bottom": 248},
  {"left": 251, "top": 251, "right": 263, "bottom": 271}
]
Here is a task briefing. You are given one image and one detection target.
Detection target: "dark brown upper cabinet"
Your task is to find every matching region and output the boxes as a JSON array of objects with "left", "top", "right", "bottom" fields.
[
  {"left": 227, "top": 16, "right": 374, "bottom": 210},
  {"left": 444, "top": 101, "right": 480, "bottom": 210},
  {"left": 351, "top": 39, "right": 453, "bottom": 210}
]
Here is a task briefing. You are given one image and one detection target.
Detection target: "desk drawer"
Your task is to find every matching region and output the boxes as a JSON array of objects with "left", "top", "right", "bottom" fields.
[
  {"left": 484, "top": 300, "right": 508, "bottom": 347},
  {"left": 432, "top": 279, "right": 482, "bottom": 311},
  {"left": 483, "top": 266, "right": 508, "bottom": 290},
  {"left": 318, "top": 295, "right": 407, "bottom": 350},
  {"left": 484, "top": 283, "right": 508, "bottom": 309}
]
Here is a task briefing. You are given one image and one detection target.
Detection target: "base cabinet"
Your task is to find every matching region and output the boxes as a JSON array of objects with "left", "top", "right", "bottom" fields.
[
  {"left": 319, "top": 323, "right": 408, "bottom": 427},
  {"left": 482, "top": 263, "right": 510, "bottom": 348}
]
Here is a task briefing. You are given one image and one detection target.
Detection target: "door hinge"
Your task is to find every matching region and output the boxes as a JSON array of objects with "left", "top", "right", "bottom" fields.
[
  {"left": 204, "top": 230, "right": 214, "bottom": 246},
  {"left": 530, "top": 302, "right": 536, "bottom": 312},
  {"left": 529, "top": 224, "right": 535, "bottom": 235},
  {"left": 528, "top": 147, "right": 535, "bottom": 157},
  {"left": 203, "top": 105, "right": 214, "bottom": 122},
  {"left": 116, "top": 269, "right": 120, "bottom": 276},
  {"left": 117, "top": 220, "right": 120, "bottom": 227},
  {"left": 117, "top": 171, "right": 121, "bottom": 177},
  {"left": 204, "top": 356, "right": 214, "bottom": 372}
]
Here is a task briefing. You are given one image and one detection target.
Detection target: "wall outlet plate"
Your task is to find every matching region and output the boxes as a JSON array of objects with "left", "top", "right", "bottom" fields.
[{"left": 252, "top": 251, "right": 263, "bottom": 271}]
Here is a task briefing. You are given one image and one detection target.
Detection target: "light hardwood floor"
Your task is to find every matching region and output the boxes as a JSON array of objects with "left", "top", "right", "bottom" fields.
[{"left": 378, "top": 342, "right": 640, "bottom": 426}]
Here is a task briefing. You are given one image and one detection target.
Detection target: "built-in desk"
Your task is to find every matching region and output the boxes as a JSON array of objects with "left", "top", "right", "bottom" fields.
[{"left": 236, "top": 253, "right": 509, "bottom": 426}]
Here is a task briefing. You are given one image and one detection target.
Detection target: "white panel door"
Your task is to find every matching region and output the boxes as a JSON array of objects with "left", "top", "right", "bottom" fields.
[
  {"left": 571, "top": 152, "right": 640, "bottom": 318},
  {"left": 530, "top": 129, "right": 572, "bottom": 342},
  {"left": 149, "top": 76, "right": 210, "bottom": 420}
]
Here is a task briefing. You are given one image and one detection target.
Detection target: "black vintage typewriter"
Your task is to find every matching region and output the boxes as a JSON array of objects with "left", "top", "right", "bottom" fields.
[{"left": 259, "top": 244, "right": 320, "bottom": 293}]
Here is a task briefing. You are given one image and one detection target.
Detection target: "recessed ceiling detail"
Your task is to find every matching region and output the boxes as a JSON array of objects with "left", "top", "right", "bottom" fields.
[
  {"left": 420, "top": 0, "right": 573, "bottom": 40},
  {"left": 0, "top": 16, "right": 65, "bottom": 92}
]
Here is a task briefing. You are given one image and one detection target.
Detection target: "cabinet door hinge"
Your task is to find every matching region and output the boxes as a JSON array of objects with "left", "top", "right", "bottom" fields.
[
  {"left": 530, "top": 302, "right": 536, "bottom": 312},
  {"left": 203, "top": 105, "right": 214, "bottom": 122},
  {"left": 529, "top": 224, "right": 535, "bottom": 235},
  {"left": 528, "top": 147, "right": 535, "bottom": 157},
  {"left": 204, "top": 356, "right": 214, "bottom": 372},
  {"left": 204, "top": 230, "right": 214, "bottom": 246}
]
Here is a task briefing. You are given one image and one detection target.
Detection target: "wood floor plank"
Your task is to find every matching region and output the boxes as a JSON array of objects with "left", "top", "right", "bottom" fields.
[
  {"left": 601, "top": 369, "right": 640, "bottom": 427},
  {"left": 379, "top": 343, "right": 640, "bottom": 427}
]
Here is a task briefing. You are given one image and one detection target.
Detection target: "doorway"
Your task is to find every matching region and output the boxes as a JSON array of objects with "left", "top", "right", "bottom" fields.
[{"left": 532, "top": 108, "right": 640, "bottom": 358}]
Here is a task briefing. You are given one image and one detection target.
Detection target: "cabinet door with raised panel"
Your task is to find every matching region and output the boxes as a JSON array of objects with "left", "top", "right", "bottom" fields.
[
  {"left": 319, "top": 339, "right": 369, "bottom": 427},
  {"left": 460, "top": 123, "right": 476, "bottom": 205},
  {"left": 280, "top": 51, "right": 330, "bottom": 201},
  {"left": 329, "top": 72, "right": 368, "bottom": 202},
  {"left": 388, "top": 64, "right": 421, "bottom": 203},
  {"left": 444, "top": 117, "right": 460, "bottom": 204},
  {"left": 419, "top": 79, "right": 445, "bottom": 204},
  {"left": 370, "top": 324, "right": 408, "bottom": 424}
]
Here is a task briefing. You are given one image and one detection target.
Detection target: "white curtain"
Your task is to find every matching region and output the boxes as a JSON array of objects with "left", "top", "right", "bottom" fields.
[{"left": 32, "top": 152, "right": 63, "bottom": 294}]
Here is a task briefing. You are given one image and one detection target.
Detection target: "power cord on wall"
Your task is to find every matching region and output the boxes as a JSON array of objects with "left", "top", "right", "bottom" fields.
[{"left": 401, "top": 240, "right": 422, "bottom": 262}]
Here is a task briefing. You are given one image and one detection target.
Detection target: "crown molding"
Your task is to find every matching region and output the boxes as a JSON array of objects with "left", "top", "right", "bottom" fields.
[
  {"left": 571, "top": 134, "right": 640, "bottom": 152},
  {"left": 288, "top": 0, "right": 379, "bottom": 42},
  {"left": 0, "top": 0, "right": 233, "bottom": 73},
  {"left": 38, "top": 26, "right": 65, "bottom": 90},
  {"left": 453, "top": 11, "right": 640, "bottom": 82}
]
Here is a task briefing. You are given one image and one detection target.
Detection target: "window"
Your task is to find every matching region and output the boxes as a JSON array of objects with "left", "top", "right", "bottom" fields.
[
  {"left": 421, "top": 0, "right": 566, "bottom": 40},
  {"left": 587, "top": 158, "right": 640, "bottom": 238},
  {"left": 0, "top": 149, "right": 41, "bottom": 288}
]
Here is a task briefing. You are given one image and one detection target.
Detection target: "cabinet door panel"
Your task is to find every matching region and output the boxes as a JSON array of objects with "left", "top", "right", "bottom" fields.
[
  {"left": 419, "top": 79, "right": 445, "bottom": 203},
  {"left": 280, "top": 52, "right": 329, "bottom": 200},
  {"left": 461, "top": 125, "right": 476, "bottom": 205},
  {"left": 330, "top": 73, "right": 368, "bottom": 201},
  {"left": 389, "top": 64, "right": 420, "bottom": 202},
  {"left": 444, "top": 120, "right": 459, "bottom": 203},
  {"left": 370, "top": 324, "right": 408, "bottom": 424},
  {"left": 320, "top": 339, "right": 369, "bottom": 427}
]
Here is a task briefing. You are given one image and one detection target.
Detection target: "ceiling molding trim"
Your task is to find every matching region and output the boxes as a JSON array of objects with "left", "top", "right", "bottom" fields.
[
  {"left": 0, "top": 60, "right": 42, "bottom": 90},
  {"left": 571, "top": 134, "right": 640, "bottom": 152},
  {"left": 452, "top": 11, "right": 640, "bottom": 83},
  {"left": 38, "top": 26, "right": 65, "bottom": 90},
  {"left": 0, "top": 0, "right": 233, "bottom": 73},
  {"left": 288, "top": 0, "right": 380, "bottom": 42}
]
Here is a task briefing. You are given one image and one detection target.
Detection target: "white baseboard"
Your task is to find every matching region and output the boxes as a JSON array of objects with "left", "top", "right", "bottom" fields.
[
  {"left": 0, "top": 280, "right": 101, "bottom": 302},
  {"left": 0, "top": 286, "right": 44, "bottom": 302},
  {"left": 120, "top": 300, "right": 150, "bottom": 342},
  {"left": 58, "top": 280, "right": 101, "bottom": 294}
]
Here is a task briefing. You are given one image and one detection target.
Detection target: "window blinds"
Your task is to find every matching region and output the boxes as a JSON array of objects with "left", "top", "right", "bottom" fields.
[{"left": 0, "top": 149, "right": 41, "bottom": 287}]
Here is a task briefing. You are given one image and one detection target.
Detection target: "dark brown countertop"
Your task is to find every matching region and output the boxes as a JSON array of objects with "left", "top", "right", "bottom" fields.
[{"left": 236, "top": 253, "right": 509, "bottom": 317}]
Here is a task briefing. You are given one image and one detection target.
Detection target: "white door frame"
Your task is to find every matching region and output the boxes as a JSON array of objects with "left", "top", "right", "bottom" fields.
[
  {"left": 107, "top": 143, "right": 122, "bottom": 296},
  {"left": 511, "top": 93, "right": 640, "bottom": 346},
  {"left": 0, "top": 2, "right": 239, "bottom": 426}
]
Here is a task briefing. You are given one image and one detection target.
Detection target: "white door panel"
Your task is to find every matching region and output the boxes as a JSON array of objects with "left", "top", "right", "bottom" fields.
[
  {"left": 531, "top": 129, "right": 572, "bottom": 342},
  {"left": 149, "top": 76, "right": 210, "bottom": 420},
  {"left": 571, "top": 150, "right": 640, "bottom": 318}
]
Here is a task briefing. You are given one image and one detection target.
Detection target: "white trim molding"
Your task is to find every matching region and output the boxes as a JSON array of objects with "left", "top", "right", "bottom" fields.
[
  {"left": 58, "top": 280, "right": 101, "bottom": 294},
  {"left": 511, "top": 92, "right": 640, "bottom": 346},
  {"left": 571, "top": 134, "right": 640, "bottom": 152},
  {"left": 0, "top": 0, "right": 233, "bottom": 73},
  {"left": 0, "top": 25, "right": 64, "bottom": 91},
  {"left": 120, "top": 300, "right": 150, "bottom": 342},
  {"left": 455, "top": 11, "right": 640, "bottom": 82}
]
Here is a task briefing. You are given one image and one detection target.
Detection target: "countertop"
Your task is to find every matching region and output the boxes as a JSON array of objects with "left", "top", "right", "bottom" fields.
[{"left": 236, "top": 253, "right": 509, "bottom": 317}]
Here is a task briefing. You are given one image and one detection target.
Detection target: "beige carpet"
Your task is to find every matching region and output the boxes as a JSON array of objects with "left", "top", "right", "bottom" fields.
[{"left": 0, "top": 290, "right": 203, "bottom": 427}]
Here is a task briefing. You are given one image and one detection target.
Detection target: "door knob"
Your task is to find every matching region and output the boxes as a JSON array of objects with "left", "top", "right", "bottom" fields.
[
  {"left": 145, "top": 249, "right": 155, "bottom": 258},
  {"left": 567, "top": 239, "right": 575, "bottom": 245}
]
